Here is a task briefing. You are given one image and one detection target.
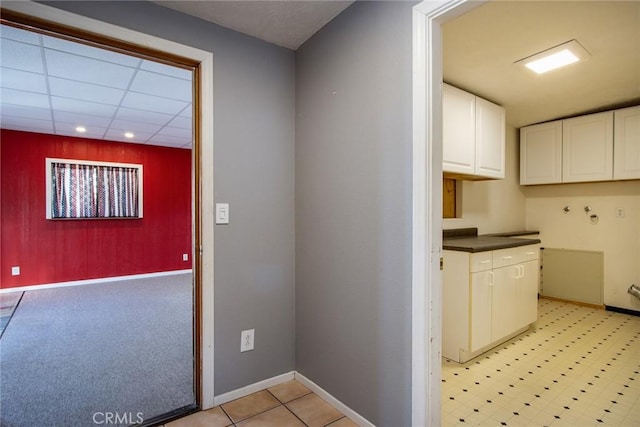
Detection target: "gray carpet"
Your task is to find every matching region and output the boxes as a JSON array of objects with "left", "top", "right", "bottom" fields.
[{"left": 0, "top": 274, "right": 194, "bottom": 427}]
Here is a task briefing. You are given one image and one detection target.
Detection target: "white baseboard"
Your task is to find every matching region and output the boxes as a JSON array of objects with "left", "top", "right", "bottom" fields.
[
  {"left": 294, "top": 372, "right": 375, "bottom": 427},
  {"left": 212, "top": 371, "right": 373, "bottom": 426},
  {"left": 0, "top": 269, "right": 193, "bottom": 294},
  {"left": 213, "top": 371, "right": 295, "bottom": 406}
]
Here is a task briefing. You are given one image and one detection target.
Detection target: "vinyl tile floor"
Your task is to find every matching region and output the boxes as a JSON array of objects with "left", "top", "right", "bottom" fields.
[
  {"left": 442, "top": 298, "right": 640, "bottom": 426},
  {"left": 163, "top": 380, "right": 357, "bottom": 427}
]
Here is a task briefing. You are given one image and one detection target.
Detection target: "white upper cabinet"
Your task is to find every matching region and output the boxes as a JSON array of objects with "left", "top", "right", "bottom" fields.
[
  {"left": 520, "top": 106, "right": 639, "bottom": 185},
  {"left": 520, "top": 121, "right": 563, "bottom": 185},
  {"left": 562, "top": 111, "right": 614, "bottom": 183},
  {"left": 613, "top": 105, "right": 640, "bottom": 180},
  {"left": 443, "top": 83, "right": 505, "bottom": 179}
]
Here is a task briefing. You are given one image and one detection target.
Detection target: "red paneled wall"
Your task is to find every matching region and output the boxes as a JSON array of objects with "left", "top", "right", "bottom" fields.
[{"left": 1, "top": 129, "right": 192, "bottom": 289}]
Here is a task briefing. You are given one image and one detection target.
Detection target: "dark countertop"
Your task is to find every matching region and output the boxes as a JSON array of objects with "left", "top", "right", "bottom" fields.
[{"left": 443, "top": 228, "right": 541, "bottom": 253}]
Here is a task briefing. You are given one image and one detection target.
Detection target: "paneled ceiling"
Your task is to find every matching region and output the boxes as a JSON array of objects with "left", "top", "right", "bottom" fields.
[{"left": 0, "top": 24, "right": 193, "bottom": 149}]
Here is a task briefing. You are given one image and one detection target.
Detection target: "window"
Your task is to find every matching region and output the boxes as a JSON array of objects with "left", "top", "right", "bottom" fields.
[{"left": 46, "top": 158, "right": 143, "bottom": 219}]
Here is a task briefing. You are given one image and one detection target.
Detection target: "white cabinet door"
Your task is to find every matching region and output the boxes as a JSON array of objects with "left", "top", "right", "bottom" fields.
[
  {"left": 443, "top": 84, "right": 476, "bottom": 175},
  {"left": 476, "top": 97, "right": 505, "bottom": 179},
  {"left": 470, "top": 270, "right": 493, "bottom": 351},
  {"left": 563, "top": 111, "right": 614, "bottom": 183},
  {"left": 613, "top": 105, "right": 640, "bottom": 180},
  {"left": 491, "top": 265, "right": 518, "bottom": 342},
  {"left": 520, "top": 121, "right": 563, "bottom": 185},
  {"left": 517, "top": 260, "right": 539, "bottom": 330}
]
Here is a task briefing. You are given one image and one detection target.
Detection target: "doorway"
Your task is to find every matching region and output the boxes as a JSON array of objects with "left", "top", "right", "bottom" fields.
[{"left": 0, "top": 3, "right": 215, "bottom": 424}]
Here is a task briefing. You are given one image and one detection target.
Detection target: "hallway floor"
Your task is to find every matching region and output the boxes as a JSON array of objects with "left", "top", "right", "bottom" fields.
[
  {"left": 165, "top": 380, "right": 357, "bottom": 427},
  {"left": 442, "top": 298, "right": 640, "bottom": 426}
]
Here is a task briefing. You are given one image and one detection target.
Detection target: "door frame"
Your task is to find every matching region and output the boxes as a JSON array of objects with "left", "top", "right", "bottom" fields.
[
  {"left": 0, "top": 1, "right": 216, "bottom": 410},
  {"left": 412, "top": 1, "right": 485, "bottom": 425}
]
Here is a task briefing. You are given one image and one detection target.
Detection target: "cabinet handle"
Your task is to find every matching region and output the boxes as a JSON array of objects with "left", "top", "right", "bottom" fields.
[
  {"left": 489, "top": 271, "right": 494, "bottom": 286},
  {"left": 517, "top": 265, "right": 524, "bottom": 278},
  {"left": 480, "top": 260, "right": 491, "bottom": 264},
  {"left": 501, "top": 256, "right": 513, "bottom": 260},
  {"left": 525, "top": 252, "right": 535, "bottom": 255}
]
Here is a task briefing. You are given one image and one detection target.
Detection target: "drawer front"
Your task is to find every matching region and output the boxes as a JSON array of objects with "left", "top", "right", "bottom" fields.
[
  {"left": 518, "top": 245, "right": 540, "bottom": 263},
  {"left": 470, "top": 251, "right": 493, "bottom": 272},
  {"left": 492, "top": 247, "right": 519, "bottom": 268}
]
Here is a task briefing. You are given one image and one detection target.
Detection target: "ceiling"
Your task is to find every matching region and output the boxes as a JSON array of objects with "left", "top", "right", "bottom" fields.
[
  {"left": 0, "top": 24, "right": 193, "bottom": 149},
  {"left": 1, "top": 1, "right": 638, "bottom": 148},
  {"left": 443, "top": 1, "right": 640, "bottom": 128},
  {"left": 151, "top": 0, "right": 354, "bottom": 50}
]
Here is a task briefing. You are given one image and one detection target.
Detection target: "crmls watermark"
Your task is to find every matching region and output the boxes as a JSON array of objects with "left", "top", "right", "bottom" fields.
[{"left": 92, "top": 412, "right": 144, "bottom": 425}]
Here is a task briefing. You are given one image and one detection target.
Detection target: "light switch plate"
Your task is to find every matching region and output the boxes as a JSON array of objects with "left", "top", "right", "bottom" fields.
[
  {"left": 11, "top": 266, "right": 20, "bottom": 276},
  {"left": 216, "top": 203, "right": 229, "bottom": 224}
]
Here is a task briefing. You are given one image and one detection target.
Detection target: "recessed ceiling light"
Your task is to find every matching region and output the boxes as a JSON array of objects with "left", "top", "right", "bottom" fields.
[
  {"left": 516, "top": 40, "right": 590, "bottom": 74},
  {"left": 75, "top": 126, "right": 86, "bottom": 133},
  {"left": 124, "top": 132, "right": 135, "bottom": 139}
]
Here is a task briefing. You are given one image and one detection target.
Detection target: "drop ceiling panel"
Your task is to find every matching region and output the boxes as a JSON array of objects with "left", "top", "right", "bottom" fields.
[
  {"left": 147, "top": 133, "right": 191, "bottom": 148},
  {"left": 104, "top": 128, "right": 155, "bottom": 143},
  {"left": 157, "top": 126, "right": 192, "bottom": 139},
  {"left": 2, "top": 117, "right": 53, "bottom": 133},
  {"left": 53, "top": 111, "right": 113, "bottom": 130},
  {"left": 55, "top": 123, "right": 108, "bottom": 139},
  {"left": 1, "top": 40, "right": 44, "bottom": 73},
  {"left": 1, "top": 88, "right": 50, "bottom": 109},
  {"left": 121, "top": 92, "right": 188, "bottom": 115},
  {"left": 109, "top": 119, "right": 163, "bottom": 134},
  {"left": 51, "top": 96, "right": 118, "bottom": 117},
  {"left": 167, "top": 116, "right": 191, "bottom": 129},
  {"left": 42, "top": 34, "right": 142, "bottom": 67},
  {"left": 0, "top": 25, "right": 40, "bottom": 44},
  {"left": 129, "top": 70, "right": 192, "bottom": 101},
  {"left": 1, "top": 104, "right": 51, "bottom": 121},
  {"left": 140, "top": 60, "right": 191, "bottom": 79},
  {"left": 0, "top": 24, "right": 193, "bottom": 149},
  {"left": 114, "top": 106, "right": 173, "bottom": 125},
  {"left": 44, "top": 50, "right": 137, "bottom": 89},
  {"left": 48, "top": 77, "right": 124, "bottom": 105},
  {"left": 1, "top": 68, "right": 48, "bottom": 93}
]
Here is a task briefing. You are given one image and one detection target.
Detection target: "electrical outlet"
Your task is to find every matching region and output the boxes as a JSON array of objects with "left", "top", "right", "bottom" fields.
[
  {"left": 240, "top": 329, "right": 255, "bottom": 352},
  {"left": 182, "top": 253, "right": 189, "bottom": 261},
  {"left": 615, "top": 207, "right": 625, "bottom": 218},
  {"left": 11, "top": 266, "right": 20, "bottom": 276}
]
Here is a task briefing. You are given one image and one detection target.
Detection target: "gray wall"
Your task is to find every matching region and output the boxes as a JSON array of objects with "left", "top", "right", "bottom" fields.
[
  {"left": 295, "top": 2, "right": 415, "bottom": 425},
  {"left": 41, "top": 1, "right": 296, "bottom": 395}
]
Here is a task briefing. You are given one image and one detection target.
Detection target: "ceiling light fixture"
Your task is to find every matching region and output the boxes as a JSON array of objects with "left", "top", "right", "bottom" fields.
[
  {"left": 124, "top": 132, "right": 135, "bottom": 139},
  {"left": 516, "top": 40, "right": 590, "bottom": 74},
  {"left": 75, "top": 126, "right": 86, "bottom": 133}
]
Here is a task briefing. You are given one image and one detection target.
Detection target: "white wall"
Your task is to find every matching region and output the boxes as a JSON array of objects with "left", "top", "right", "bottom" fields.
[
  {"left": 524, "top": 180, "right": 640, "bottom": 311},
  {"left": 443, "top": 125, "right": 527, "bottom": 233}
]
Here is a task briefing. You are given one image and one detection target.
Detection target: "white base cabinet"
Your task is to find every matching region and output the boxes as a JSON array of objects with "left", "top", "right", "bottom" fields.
[{"left": 443, "top": 245, "right": 540, "bottom": 363}]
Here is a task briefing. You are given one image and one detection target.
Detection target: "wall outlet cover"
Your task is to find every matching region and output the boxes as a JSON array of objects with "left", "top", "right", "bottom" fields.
[
  {"left": 11, "top": 266, "right": 20, "bottom": 276},
  {"left": 240, "top": 329, "right": 255, "bottom": 352},
  {"left": 183, "top": 253, "right": 189, "bottom": 261}
]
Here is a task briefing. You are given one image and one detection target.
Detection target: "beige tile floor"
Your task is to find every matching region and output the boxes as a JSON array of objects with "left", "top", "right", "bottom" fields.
[
  {"left": 442, "top": 298, "right": 640, "bottom": 426},
  {"left": 164, "top": 380, "right": 358, "bottom": 427}
]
